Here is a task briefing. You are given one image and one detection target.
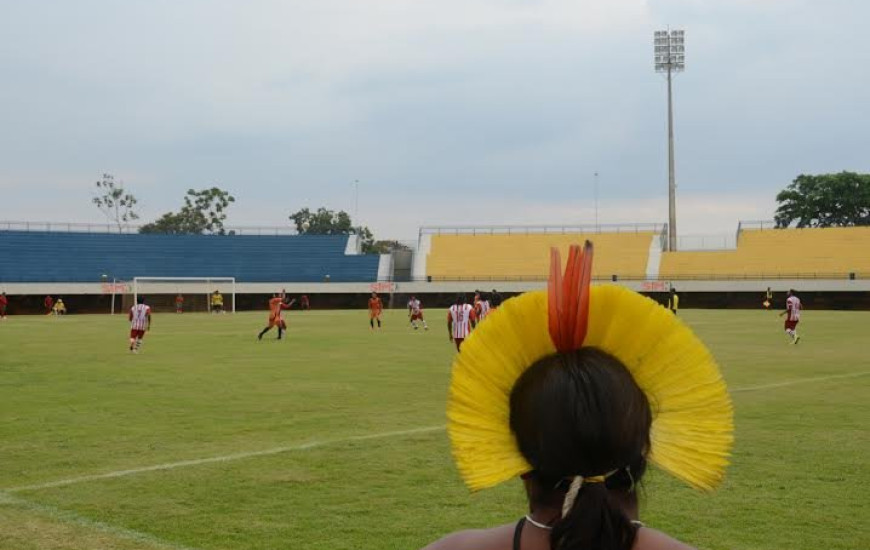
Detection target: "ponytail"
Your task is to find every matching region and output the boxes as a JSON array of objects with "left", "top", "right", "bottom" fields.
[{"left": 550, "top": 482, "right": 638, "bottom": 550}]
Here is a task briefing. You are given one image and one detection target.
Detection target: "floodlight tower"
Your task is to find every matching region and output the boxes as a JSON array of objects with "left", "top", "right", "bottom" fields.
[{"left": 654, "top": 29, "right": 685, "bottom": 252}]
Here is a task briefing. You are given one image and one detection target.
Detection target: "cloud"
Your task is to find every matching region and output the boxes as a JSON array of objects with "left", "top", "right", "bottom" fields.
[{"left": 0, "top": 0, "right": 867, "bottom": 240}]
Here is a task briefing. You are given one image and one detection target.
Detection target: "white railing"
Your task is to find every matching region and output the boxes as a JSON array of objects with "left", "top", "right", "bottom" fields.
[
  {"left": 676, "top": 234, "right": 737, "bottom": 251},
  {"left": 419, "top": 223, "right": 666, "bottom": 240},
  {"left": 738, "top": 220, "right": 778, "bottom": 231},
  {"left": 0, "top": 220, "right": 299, "bottom": 235}
]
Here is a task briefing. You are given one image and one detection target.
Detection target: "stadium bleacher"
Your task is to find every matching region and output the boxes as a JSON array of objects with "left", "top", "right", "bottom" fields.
[
  {"left": 0, "top": 231, "right": 379, "bottom": 282},
  {"left": 660, "top": 227, "right": 870, "bottom": 279},
  {"left": 426, "top": 231, "right": 656, "bottom": 281}
]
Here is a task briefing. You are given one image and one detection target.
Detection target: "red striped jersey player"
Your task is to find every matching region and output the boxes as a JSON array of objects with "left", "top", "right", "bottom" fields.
[
  {"left": 408, "top": 296, "right": 428, "bottom": 330},
  {"left": 779, "top": 289, "right": 802, "bottom": 344},
  {"left": 447, "top": 294, "right": 477, "bottom": 351},
  {"left": 128, "top": 295, "right": 152, "bottom": 353}
]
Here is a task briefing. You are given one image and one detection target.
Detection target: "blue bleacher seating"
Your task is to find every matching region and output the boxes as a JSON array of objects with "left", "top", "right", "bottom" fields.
[{"left": 0, "top": 231, "right": 379, "bottom": 283}]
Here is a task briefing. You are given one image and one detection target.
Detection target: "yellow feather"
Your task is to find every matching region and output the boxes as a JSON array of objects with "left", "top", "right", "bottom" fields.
[{"left": 447, "top": 285, "right": 734, "bottom": 493}]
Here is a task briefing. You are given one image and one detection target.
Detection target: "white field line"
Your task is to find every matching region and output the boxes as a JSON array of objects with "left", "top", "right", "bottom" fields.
[
  {"left": 5, "top": 425, "right": 444, "bottom": 493},
  {"left": 5, "top": 371, "right": 868, "bottom": 494},
  {"left": 0, "top": 492, "right": 202, "bottom": 550},
  {"left": 731, "top": 370, "right": 870, "bottom": 393}
]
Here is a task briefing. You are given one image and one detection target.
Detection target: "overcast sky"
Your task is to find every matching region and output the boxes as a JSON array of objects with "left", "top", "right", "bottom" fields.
[{"left": 1, "top": 0, "right": 867, "bottom": 240}]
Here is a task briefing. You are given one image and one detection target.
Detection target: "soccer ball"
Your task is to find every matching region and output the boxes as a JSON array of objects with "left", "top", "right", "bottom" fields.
[{"left": 301, "top": 221, "right": 310, "bottom": 231}]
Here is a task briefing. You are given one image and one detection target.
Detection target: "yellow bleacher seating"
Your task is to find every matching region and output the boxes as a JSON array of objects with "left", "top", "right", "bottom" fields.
[
  {"left": 426, "top": 232, "right": 656, "bottom": 280},
  {"left": 660, "top": 227, "right": 870, "bottom": 278}
]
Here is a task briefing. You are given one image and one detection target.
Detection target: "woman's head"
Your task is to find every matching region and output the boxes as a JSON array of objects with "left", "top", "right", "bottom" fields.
[{"left": 509, "top": 347, "right": 652, "bottom": 550}]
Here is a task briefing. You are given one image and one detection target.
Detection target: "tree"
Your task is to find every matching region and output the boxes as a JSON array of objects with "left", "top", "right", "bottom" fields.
[
  {"left": 92, "top": 174, "right": 139, "bottom": 233},
  {"left": 140, "top": 187, "right": 236, "bottom": 235},
  {"left": 289, "top": 207, "right": 379, "bottom": 253},
  {"left": 775, "top": 172, "right": 870, "bottom": 228}
]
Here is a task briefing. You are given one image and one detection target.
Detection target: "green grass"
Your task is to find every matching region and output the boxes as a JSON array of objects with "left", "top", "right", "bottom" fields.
[{"left": 1, "top": 309, "right": 868, "bottom": 550}]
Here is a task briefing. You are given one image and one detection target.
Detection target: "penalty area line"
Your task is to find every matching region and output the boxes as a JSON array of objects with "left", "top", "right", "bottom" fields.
[
  {"left": 0, "top": 492, "right": 202, "bottom": 550},
  {"left": 5, "top": 425, "right": 445, "bottom": 494},
  {"left": 731, "top": 370, "right": 870, "bottom": 393}
]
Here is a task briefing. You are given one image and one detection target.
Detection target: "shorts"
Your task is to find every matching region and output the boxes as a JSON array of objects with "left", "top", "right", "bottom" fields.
[
  {"left": 130, "top": 329, "right": 146, "bottom": 339},
  {"left": 213, "top": 304, "right": 223, "bottom": 311},
  {"left": 784, "top": 320, "right": 798, "bottom": 331},
  {"left": 370, "top": 311, "right": 382, "bottom": 319},
  {"left": 410, "top": 312, "right": 423, "bottom": 321},
  {"left": 269, "top": 317, "right": 287, "bottom": 329}
]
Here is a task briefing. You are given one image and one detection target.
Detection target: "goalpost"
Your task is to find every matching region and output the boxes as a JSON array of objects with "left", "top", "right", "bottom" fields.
[{"left": 129, "top": 277, "right": 237, "bottom": 313}]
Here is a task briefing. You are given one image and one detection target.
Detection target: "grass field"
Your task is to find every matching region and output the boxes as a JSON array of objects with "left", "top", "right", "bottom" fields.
[{"left": 1, "top": 308, "right": 868, "bottom": 550}]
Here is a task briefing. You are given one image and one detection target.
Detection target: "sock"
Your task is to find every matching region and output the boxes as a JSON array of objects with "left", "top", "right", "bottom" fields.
[
  {"left": 278, "top": 327, "right": 284, "bottom": 339},
  {"left": 258, "top": 327, "right": 270, "bottom": 340},
  {"left": 422, "top": 321, "right": 428, "bottom": 328},
  {"left": 377, "top": 319, "right": 381, "bottom": 328},
  {"left": 370, "top": 319, "right": 374, "bottom": 329}
]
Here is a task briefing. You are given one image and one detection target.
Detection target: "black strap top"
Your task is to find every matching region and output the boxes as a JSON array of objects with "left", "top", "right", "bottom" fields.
[{"left": 513, "top": 517, "right": 526, "bottom": 550}]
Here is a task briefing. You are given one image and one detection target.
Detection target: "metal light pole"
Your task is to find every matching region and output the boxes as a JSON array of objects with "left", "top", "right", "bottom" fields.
[{"left": 654, "top": 29, "right": 685, "bottom": 252}]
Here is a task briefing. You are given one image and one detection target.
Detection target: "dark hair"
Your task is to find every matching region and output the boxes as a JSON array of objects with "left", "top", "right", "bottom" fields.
[
  {"left": 510, "top": 347, "right": 651, "bottom": 550},
  {"left": 455, "top": 293, "right": 467, "bottom": 305},
  {"left": 137, "top": 296, "right": 145, "bottom": 304}
]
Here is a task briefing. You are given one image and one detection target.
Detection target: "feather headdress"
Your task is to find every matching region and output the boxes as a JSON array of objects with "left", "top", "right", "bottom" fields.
[{"left": 447, "top": 242, "right": 734, "bottom": 492}]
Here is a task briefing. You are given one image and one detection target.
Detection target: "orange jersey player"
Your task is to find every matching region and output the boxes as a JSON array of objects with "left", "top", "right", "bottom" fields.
[
  {"left": 258, "top": 294, "right": 295, "bottom": 340},
  {"left": 368, "top": 292, "right": 383, "bottom": 330}
]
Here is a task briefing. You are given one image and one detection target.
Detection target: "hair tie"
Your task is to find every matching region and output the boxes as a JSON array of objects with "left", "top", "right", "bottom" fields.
[{"left": 561, "top": 476, "right": 584, "bottom": 518}]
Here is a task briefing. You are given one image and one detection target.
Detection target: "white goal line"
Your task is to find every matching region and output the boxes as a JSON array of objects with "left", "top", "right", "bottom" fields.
[
  {"left": 0, "top": 492, "right": 203, "bottom": 550},
  {"left": 5, "top": 370, "right": 868, "bottom": 495},
  {"left": 5, "top": 425, "right": 444, "bottom": 494}
]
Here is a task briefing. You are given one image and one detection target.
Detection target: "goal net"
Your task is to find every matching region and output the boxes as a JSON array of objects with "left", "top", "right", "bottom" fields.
[{"left": 121, "top": 277, "right": 237, "bottom": 313}]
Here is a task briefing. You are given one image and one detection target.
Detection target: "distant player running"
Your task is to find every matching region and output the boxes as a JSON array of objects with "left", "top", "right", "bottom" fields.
[
  {"left": 779, "top": 289, "right": 802, "bottom": 344},
  {"left": 369, "top": 292, "right": 383, "bottom": 330},
  {"left": 407, "top": 296, "right": 428, "bottom": 330},
  {"left": 128, "top": 296, "right": 152, "bottom": 353},
  {"left": 258, "top": 294, "right": 295, "bottom": 340},
  {"left": 447, "top": 294, "right": 477, "bottom": 351},
  {"left": 0, "top": 292, "right": 8, "bottom": 320}
]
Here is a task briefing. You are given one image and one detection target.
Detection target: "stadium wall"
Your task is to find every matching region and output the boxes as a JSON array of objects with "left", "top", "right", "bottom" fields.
[{"left": 3, "top": 279, "right": 870, "bottom": 314}]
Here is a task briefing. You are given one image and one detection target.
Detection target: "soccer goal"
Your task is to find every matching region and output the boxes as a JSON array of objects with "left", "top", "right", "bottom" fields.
[{"left": 125, "top": 277, "right": 237, "bottom": 313}]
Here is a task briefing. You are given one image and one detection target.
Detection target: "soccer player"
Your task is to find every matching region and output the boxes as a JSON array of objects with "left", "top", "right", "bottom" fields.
[
  {"left": 175, "top": 293, "right": 184, "bottom": 313},
  {"left": 54, "top": 298, "right": 67, "bottom": 316},
  {"left": 474, "top": 292, "right": 491, "bottom": 321},
  {"left": 300, "top": 294, "right": 310, "bottom": 311},
  {"left": 44, "top": 295, "right": 53, "bottom": 315},
  {"left": 407, "top": 295, "right": 428, "bottom": 330},
  {"left": 667, "top": 287, "right": 679, "bottom": 315},
  {"left": 258, "top": 294, "right": 295, "bottom": 340},
  {"left": 368, "top": 292, "right": 383, "bottom": 330},
  {"left": 447, "top": 294, "right": 476, "bottom": 351},
  {"left": 128, "top": 296, "right": 152, "bottom": 353},
  {"left": 211, "top": 291, "right": 224, "bottom": 314},
  {"left": 763, "top": 287, "right": 773, "bottom": 309},
  {"left": 0, "top": 292, "right": 8, "bottom": 320},
  {"left": 490, "top": 288, "right": 503, "bottom": 309},
  {"left": 779, "top": 289, "right": 802, "bottom": 344}
]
